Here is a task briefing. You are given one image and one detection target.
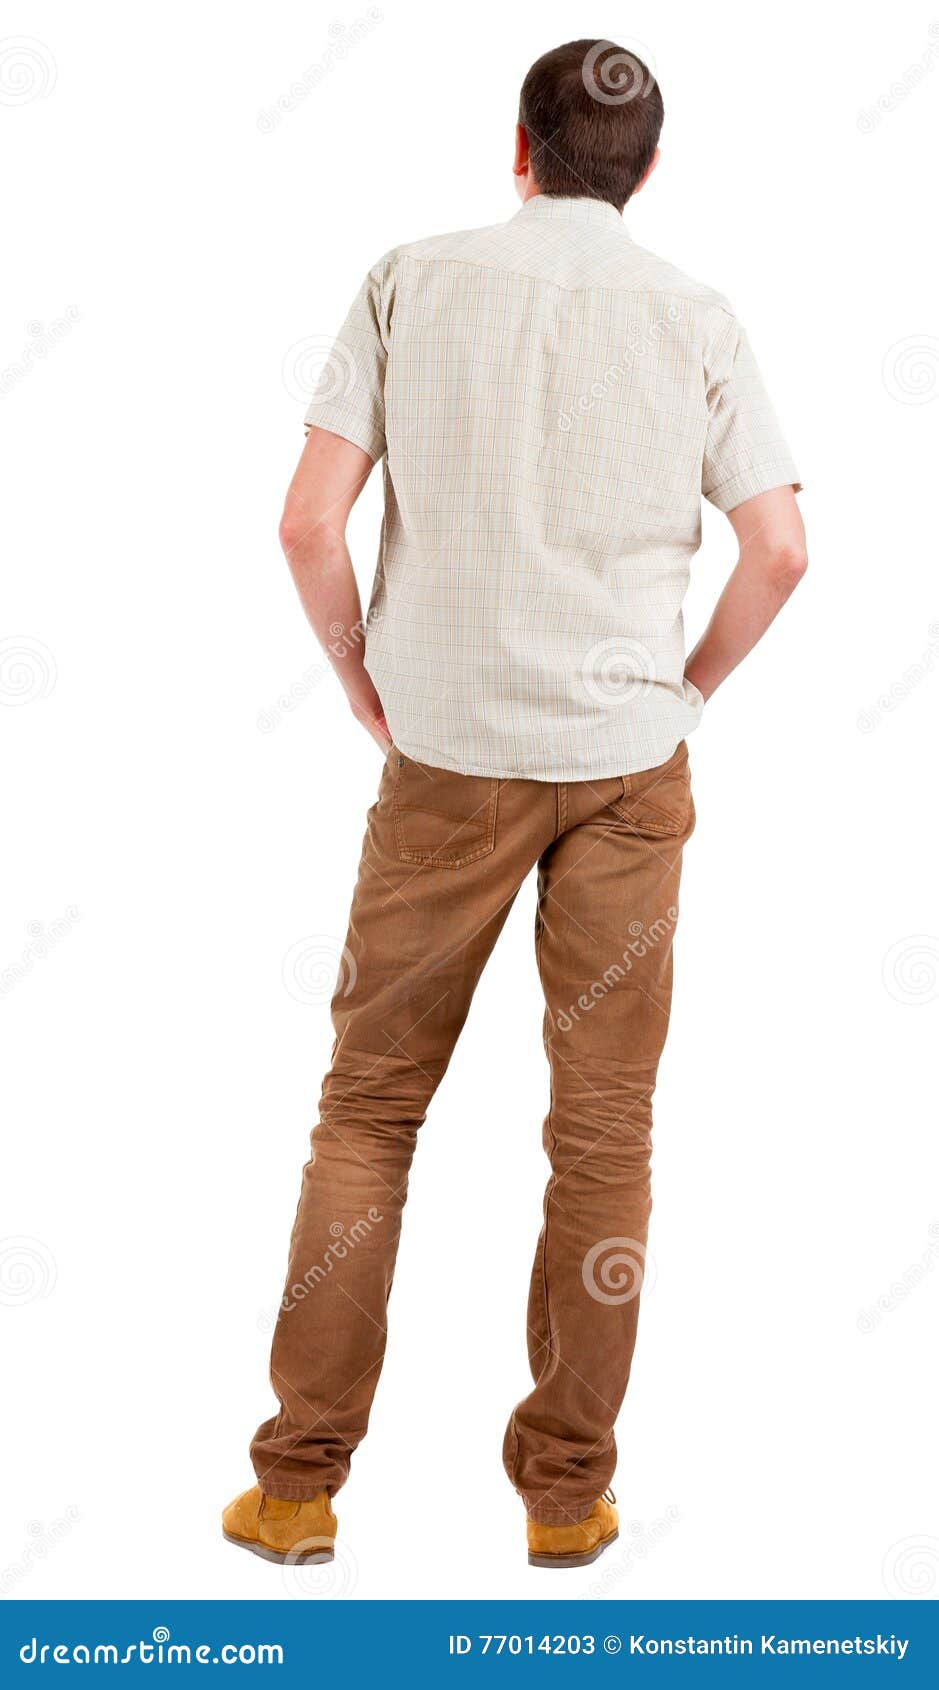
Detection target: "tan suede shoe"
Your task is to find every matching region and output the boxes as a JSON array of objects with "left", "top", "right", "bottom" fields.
[
  {"left": 527, "top": 1491, "right": 618, "bottom": 1569},
  {"left": 222, "top": 1485, "right": 337, "bottom": 1565}
]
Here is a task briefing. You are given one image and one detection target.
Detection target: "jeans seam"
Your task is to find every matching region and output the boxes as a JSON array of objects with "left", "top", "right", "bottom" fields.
[
  {"left": 536, "top": 909, "right": 558, "bottom": 1389},
  {"left": 555, "top": 780, "right": 568, "bottom": 838}
]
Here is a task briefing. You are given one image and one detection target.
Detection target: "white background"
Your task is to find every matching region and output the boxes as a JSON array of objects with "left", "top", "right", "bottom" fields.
[{"left": 3, "top": 0, "right": 938, "bottom": 1605}]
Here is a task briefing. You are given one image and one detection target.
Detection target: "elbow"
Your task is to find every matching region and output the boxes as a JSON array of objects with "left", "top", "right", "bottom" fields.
[
  {"left": 278, "top": 502, "right": 308, "bottom": 560},
  {"left": 279, "top": 497, "right": 342, "bottom": 566},
  {"left": 767, "top": 541, "right": 808, "bottom": 592}
]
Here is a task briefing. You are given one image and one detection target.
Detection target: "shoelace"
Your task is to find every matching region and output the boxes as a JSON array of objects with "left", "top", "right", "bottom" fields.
[{"left": 602, "top": 1487, "right": 617, "bottom": 1505}]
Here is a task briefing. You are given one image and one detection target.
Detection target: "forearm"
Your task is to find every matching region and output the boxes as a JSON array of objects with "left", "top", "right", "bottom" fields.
[
  {"left": 278, "top": 428, "right": 389, "bottom": 747},
  {"left": 685, "top": 550, "right": 803, "bottom": 701},
  {"left": 685, "top": 487, "right": 807, "bottom": 702},
  {"left": 283, "top": 526, "right": 381, "bottom": 721}
]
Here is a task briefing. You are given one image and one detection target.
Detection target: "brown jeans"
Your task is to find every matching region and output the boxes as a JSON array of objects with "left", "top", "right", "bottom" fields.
[{"left": 251, "top": 740, "right": 694, "bottom": 1525}]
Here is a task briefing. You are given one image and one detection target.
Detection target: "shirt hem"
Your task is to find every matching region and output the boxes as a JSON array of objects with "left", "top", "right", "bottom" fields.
[{"left": 389, "top": 731, "right": 696, "bottom": 783}]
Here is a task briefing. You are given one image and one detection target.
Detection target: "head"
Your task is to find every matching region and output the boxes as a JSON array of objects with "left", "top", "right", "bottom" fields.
[{"left": 515, "top": 39, "right": 663, "bottom": 212}]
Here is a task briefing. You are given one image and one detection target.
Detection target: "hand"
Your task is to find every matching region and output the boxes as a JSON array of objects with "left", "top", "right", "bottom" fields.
[
  {"left": 351, "top": 699, "right": 392, "bottom": 753},
  {"left": 684, "top": 667, "right": 713, "bottom": 704}
]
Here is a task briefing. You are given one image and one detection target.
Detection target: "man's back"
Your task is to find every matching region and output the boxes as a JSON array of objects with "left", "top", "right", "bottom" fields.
[
  {"left": 305, "top": 194, "right": 798, "bottom": 779},
  {"left": 240, "top": 37, "right": 806, "bottom": 1574}
]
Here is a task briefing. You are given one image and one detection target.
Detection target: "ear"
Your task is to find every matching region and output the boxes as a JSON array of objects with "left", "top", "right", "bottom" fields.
[
  {"left": 513, "top": 123, "right": 530, "bottom": 178},
  {"left": 632, "top": 146, "right": 660, "bottom": 197}
]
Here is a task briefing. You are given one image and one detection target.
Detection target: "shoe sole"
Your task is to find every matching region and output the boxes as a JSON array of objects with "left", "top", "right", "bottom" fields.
[
  {"left": 222, "top": 1531, "right": 334, "bottom": 1565},
  {"left": 528, "top": 1527, "right": 619, "bottom": 1570}
]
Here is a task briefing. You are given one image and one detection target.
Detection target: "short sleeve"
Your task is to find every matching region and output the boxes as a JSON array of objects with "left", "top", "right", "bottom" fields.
[
  {"left": 303, "top": 257, "right": 394, "bottom": 460},
  {"left": 702, "top": 306, "right": 802, "bottom": 512}
]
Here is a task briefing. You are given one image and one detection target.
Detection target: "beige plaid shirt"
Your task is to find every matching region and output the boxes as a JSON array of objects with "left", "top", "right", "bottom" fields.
[{"left": 305, "top": 195, "right": 800, "bottom": 780}]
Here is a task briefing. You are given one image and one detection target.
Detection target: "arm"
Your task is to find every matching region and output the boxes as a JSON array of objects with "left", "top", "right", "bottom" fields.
[
  {"left": 684, "top": 486, "right": 807, "bottom": 703},
  {"left": 278, "top": 425, "right": 391, "bottom": 750}
]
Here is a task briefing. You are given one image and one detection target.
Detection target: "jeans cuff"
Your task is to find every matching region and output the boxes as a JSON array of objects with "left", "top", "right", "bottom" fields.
[{"left": 524, "top": 1497, "right": 597, "bottom": 1526}]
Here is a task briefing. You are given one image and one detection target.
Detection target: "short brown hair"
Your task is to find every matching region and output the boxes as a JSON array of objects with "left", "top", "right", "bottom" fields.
[{"left": 518, "top": 40, "right": 663, "bottom": 211}]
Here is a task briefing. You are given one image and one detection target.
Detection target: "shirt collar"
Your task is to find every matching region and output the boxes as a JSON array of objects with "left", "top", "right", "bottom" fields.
[{"left": 513, "top": 194, "right": 628, "bottom": 233}]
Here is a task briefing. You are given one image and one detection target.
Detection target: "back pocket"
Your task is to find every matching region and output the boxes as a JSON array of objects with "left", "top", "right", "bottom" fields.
[
  {"left": 392, "top": 753, "right": 499, "bottom": 867},
  {"left": 608, "top": 744, "right": 693, "bottom": 838}
]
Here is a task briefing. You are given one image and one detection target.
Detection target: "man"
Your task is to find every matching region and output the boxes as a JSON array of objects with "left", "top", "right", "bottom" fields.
[{"left": 223, "top": 39, "right": 805, "bottom": 1570}]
